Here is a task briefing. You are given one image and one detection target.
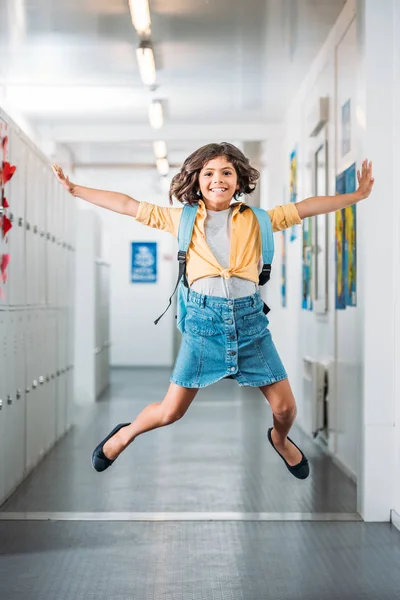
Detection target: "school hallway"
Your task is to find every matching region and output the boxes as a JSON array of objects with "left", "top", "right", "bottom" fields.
[
  {"left": 2, "top": 0, "right": 400, "bottom": 598},
  {"left": 1, "top": 368, "right": 400, "bottom": 600}
]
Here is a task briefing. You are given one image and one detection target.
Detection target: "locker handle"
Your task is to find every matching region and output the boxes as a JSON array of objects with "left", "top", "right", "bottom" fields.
[
  {"left": 7, "top": 395, "right": 12, "bottom": 405},
  {"left": 26, "top": 222, "right": 31, "bottom": 231},
  {"left": 46, "top": 375, "right": 50, "bottom": 382},
  {"left": 56, "top": 370, "right": 60, "bottom": 377},
  {"left": 9, "top": 212, "right": 14, "bottom": 223},
  {"left": 16, "top": 390, "right": 21, "bottom": 399},
  {"left": 32, "top": 380, "right": 38, "bottom": 388},
  {"left": 18, "top": 217, "right": 23, "bottom": 227},
  {"left": 0, "top": 207, "right": 4, "bottom": 217},
  {"left": 33, "top": 225, "right": 38, "bottom": 234},
  {"left": 51, "top": 235, "right": 55, "bottom": 243},
  {"left": 0, "top": 400, "right": 2, "bottom": 410},
  {"left": 51, "top": 374, "right": 55, "bottom": 379},
  {"left": 46, "top": 233, "right": 51, "bottom": 240},
  {"left": 39, "top": 376, "right": 44, "bottom": 384},
  {"left": 25, "top": 387, "right": 30, "bottom": 394},
  {"left": 40, "top": 231, "right": 45, "bottom": 238}
]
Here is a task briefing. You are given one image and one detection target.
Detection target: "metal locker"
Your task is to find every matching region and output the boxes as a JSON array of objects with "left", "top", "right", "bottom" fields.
[
  {"left": 25, "top": 155, "right": 37, "bottom": 306},
  {"left": 25, "top": 310, "right": 40, "bottom": 471},
  {"left": 46, "top": 310, "right": 57, "bottom": 445},
  {"left": 37, "top": 163, "right": 48, "bottom": 307},
  {"left": 0, "top": 311, "right": 7, "bottom": 504},
  {"left": 36, "top": 310, "right": 49, "bottom": 457},
  {"left": 65, "top": 306, "right": 74, "bottom": 430},
  {"left": 7, "top": 131, "right": 27, "bottom": 306},
  {"left": 0, "top": 120, "right": 10, "bottom": 308},
  {"left": 56, "top": 310, "right": 67, "bottom": 438},
  {"left": 15, "top": 310, "right": 27, "bottom": 478},
  {"left": 33, "top": 158, "right": 42, "bottom": 306},
  {"left": 46, "top": 175, "right": 56, "bottom": 307},
  {"left": 4, "top": 310, "right": 25, "bottom": 498}
]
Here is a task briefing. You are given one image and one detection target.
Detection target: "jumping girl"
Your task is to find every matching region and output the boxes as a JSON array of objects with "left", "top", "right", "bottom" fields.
[{"left": 52, "top": 143, "right": 374, "bottom": 480}]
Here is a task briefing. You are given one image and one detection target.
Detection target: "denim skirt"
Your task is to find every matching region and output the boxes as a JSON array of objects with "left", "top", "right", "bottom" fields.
[{"left": 170, "top": 289, "right": 288, "bottom": 389}]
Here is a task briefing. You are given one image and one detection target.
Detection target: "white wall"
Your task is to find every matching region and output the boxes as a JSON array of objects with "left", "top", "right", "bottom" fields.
[
  {"left": 263, "top": 0, "right": 360, "bottom": 477},
  {"left": 264, "top": 0, "right": 400, "bottom": 522},
  {"left": 394, "top": 0, "right": 400, "bottom": 521},
  {"left": 357, "top": 0, "right": 398, "bottom": 522},
  {"left": 74, "top": 167, "right": 176, "bottom": 367}
]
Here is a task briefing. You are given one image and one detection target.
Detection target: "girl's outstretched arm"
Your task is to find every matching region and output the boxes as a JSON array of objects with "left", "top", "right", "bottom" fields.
[
  {"left": 51, "top": 164, "right": 140, "bottom": 217},
  {"left": 296, "top": 159, "right": 374, "bottom": 219}
]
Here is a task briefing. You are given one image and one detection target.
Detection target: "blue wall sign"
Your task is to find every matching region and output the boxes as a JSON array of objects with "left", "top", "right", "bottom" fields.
[{"left": 131, "top": 242, "right": 157, "bottom": 283}]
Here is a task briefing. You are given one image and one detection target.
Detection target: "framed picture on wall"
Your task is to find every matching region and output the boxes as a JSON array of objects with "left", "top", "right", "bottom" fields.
[{"left": 313, "top": 141, "right": 329, "bottom": 314}]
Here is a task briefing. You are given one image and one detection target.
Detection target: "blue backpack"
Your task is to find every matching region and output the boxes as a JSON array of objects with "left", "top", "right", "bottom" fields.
[{"left": 154, "top": 203, "right": 274, "bottom": 332}]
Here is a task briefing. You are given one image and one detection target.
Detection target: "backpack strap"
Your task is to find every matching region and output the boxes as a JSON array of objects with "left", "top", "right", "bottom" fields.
[
  {"left": 239, "top": 204, "right": 274, "bottom": 285},
  {"left": 154, "top": 203, "right": 198, "bottom": 325}
]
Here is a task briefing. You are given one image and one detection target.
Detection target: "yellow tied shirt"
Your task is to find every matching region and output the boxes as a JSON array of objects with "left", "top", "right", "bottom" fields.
[{"left": 135, "top": 199, "right": 301, "bottom": 286}]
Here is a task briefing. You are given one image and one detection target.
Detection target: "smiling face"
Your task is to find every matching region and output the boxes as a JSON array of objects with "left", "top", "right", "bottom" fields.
[{"left": 198, "top": 156, "right": 239, "bottom": 210}]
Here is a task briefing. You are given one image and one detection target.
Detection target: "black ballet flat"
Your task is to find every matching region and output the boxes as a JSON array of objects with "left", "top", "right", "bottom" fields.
[
  {"left": 91, "top": 423, "right": 130, "bottom": 472},
  {"left": 267, "top": 427, "right": 310, "bottom": 480}
]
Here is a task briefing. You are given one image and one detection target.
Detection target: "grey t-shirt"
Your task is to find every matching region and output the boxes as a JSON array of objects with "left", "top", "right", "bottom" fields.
[{"left": 190, "top": 206, "right": 259, "bottom": 298}]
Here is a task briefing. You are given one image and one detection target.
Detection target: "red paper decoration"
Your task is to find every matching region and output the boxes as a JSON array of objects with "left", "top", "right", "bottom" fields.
[
  {"left": 0, "top": 124, "right": 16, "bottom": 299},
  {"left": 2, "top": 161, "right": 16, "bottom": 184},
  {"left": 1, "top": 253, "right": 10, "bottom": 283}
]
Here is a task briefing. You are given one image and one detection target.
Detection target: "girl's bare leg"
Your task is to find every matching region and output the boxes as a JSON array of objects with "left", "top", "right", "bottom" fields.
[
  {"left": 102, "top": 383, "right": 198, "bottom": 460},
  {"left": 259, "top": 379, "right": 302, "bottom": 466}
]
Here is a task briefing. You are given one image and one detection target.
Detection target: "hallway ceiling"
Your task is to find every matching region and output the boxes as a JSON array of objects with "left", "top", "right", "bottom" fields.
[{"left": 0, "top": 0, "right": 346, "bottom": 168}]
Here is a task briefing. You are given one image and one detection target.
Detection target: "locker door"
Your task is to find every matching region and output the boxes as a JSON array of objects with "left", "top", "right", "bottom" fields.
[
  {"left": 8, "top": 131, "right": 27, "bottom": 306},
  {"left": 39, "top": 310, "right": 52, "bottom": 453},
  {"left": 65, "top": 307, "right": 74, "bottom": 430},
  {"left": 46, "top": 310, "right": 57, "bottom": 446},
  {"left": 56, "top": 310, "right": 67, "bottom": 438},
  {"left": 15, "top": 311, "right": 27, "bottom": 480},
  {"left": 36, "top": 310, "right": 47, "bottom": 457},
  {"left": 4, "top": 311, "right": 24, "bottom": 498},
  {"left": 37, "top": 163, "right": 47, "bottom": 306},
  {"left": 25, "top": 155, "right": 37, "bottom": 306},
  {"left": 25, "top": 310, "right": 39, "bottom": 471},
  {"left": 0, "top": 311, "right": 7, "bottom": 504},
  {"left": 46, "top": 176, "right": 56, "bottom": 307}
]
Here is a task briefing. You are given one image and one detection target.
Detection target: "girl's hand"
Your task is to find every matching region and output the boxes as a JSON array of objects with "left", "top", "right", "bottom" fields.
[
  {"left": 51, "top": 164, "right": 76, "bottom": 195},
  {"left": 356, "top": 159, "right": 374, "bottom": 201}
]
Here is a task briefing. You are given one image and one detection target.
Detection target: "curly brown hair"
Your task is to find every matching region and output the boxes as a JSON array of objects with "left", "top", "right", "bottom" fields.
[{"left": 169, "top": 142, "right": 260, "bottom": 205}]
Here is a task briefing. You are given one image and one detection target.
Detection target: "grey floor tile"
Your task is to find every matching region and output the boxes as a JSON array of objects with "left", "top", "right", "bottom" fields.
[
  {"left": 1, "top": 368, "right": 356, "bottom": 513},
  {"left": 1, "top": 521, "right": 400, "bottom": 600}
]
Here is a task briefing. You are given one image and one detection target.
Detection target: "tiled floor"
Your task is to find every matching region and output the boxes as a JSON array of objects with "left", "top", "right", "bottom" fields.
[
  {"left": 2, "top": 368, "right": 400, "bottom": 600},
  {"left": 1, "top": 368, "right": 356, "bottom": 514}
]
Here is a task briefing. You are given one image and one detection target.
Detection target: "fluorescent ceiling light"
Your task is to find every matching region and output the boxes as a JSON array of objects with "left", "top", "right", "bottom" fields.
[
  {"left": 128, "top": 0, "right": 151, "bottom": 36},
  {"left": 136, "top": 42, "right": 156, "bottom": 86},
  {"left": 156, "top": 158, "right": 169, "bottom": 176},
  {"left": 149, "top": 100, "right": 163, "bottom": 129},
  {"left": 153, "top": 141, "right": 167, "bottom": 159}
]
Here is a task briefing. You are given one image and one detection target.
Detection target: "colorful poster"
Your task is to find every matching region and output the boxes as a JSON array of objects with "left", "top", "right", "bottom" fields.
[
  {"left": 281, "top": 229, "right": 287, "bottom": 307},
  {"left": 335, "top": 208, "right": 346, "bottom": 309},
  {"left": 335, "top": 163, "right": 357, "bottom": 309},
  {"left": 289, "top": 148, "right": 298, "bottom": 242},
  {"left": 341, "top": 99, "right": 351, "bottom": 157},
  {"left": 302, "top": 217, "right": 313, "bottom": 310},
  {"left": 131, "top": 242, "right": 157, "bottom": 283},
  {"left": 344, "top": 163, "right": 357, "bottom": 306}
]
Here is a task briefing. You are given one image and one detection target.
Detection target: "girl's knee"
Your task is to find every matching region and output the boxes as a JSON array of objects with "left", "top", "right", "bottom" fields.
[{"left": 273, "top": 399, "right": 297, "bottom": 420}]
